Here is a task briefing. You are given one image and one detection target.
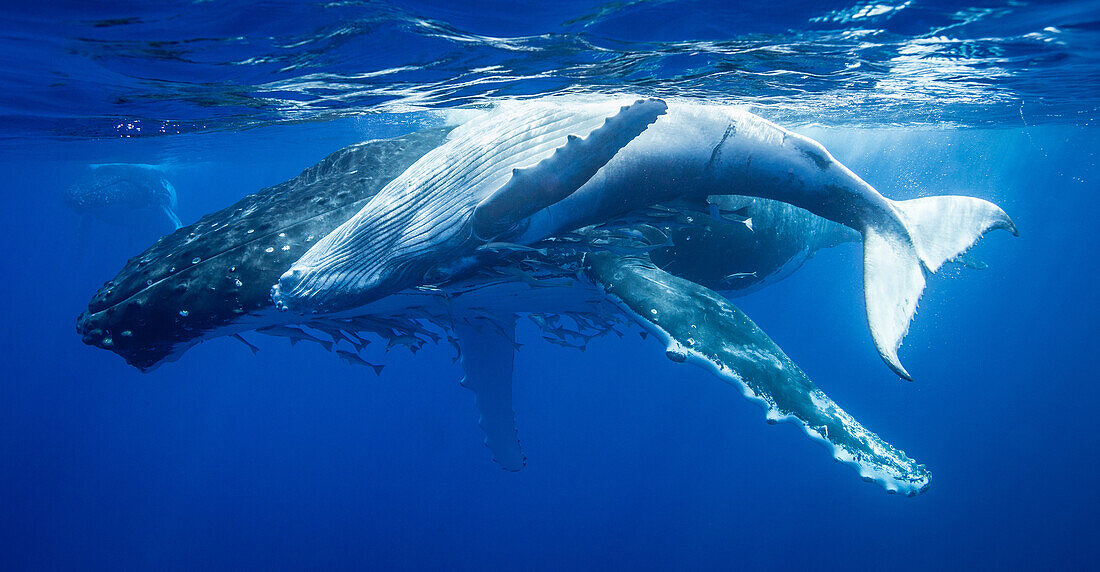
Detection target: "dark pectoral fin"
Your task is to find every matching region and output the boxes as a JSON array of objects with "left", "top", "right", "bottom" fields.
[
  {"left": 471, "top": 98, "right": 667, "bottom": 240},
  {"left": 453, "top": 315, "right": 526, "bottom": 471},
  {"left": 585, "top": 253, "right": 930, "bottom": 495}
]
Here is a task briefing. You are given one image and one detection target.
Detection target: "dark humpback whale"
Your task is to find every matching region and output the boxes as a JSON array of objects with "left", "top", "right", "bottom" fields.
[{"left": 77, "top": 127, "right": 454, "bottom": 370}]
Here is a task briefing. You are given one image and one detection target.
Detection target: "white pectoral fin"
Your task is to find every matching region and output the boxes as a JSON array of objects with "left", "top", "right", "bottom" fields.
[
  {"left": 453, "top": 314, "right": 526, "bottom": 471},
  {"left": 585, "top": 253, "right": 930, "bottom": 495},
  {"left": 471, "top": 98, "right": 667, "bottom": 239}
]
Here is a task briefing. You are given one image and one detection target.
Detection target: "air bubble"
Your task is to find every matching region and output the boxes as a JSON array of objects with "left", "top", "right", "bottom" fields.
[
  {"left": 265, "top": 247, "right": 275, "bottom": 253},
  {"left": 247, "top": 229, "right": 255, "bottom": 234},
  {"left": 192, "top": 257, "right": 201, "bottom": 264},
  {"left": 179, "top": 310, "right": 190, "bottom": 317}
]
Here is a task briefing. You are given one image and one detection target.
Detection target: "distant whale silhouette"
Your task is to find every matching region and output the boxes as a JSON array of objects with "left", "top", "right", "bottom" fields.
[{"left": 65, "top": 164, "right": 182, "bottom": 231}]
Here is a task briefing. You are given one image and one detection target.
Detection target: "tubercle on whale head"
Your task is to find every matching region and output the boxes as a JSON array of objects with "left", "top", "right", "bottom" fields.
[
  {"left": 75, "top": 305, "right": 169, "bottom": 371},
  {"left": 271, "top": 267, "right": 327, "bottom": 315}
]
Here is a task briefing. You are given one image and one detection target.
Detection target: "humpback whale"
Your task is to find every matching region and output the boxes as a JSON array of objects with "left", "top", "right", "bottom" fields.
[
  {"left": 77, "top": 112, "right": 1016, "bottom": 495},
  {"left": 275, "top": 98, "right": 1016, "bottom": 380},
  {"left": 66, "top": 164, "right": 182, "bottom": 231}
]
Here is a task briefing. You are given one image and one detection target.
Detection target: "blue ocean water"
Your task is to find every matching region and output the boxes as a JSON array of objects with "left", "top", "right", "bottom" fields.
[{"left": 1, "top": 1, "right": 1098, "bottom": 570}]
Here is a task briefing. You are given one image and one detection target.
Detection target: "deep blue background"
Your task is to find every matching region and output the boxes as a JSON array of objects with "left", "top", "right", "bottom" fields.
[
  {"left": 1, "top": 0, "right": 1099, "bottom": 569},
  {"left": 0, "top": 121, "right": 1096, "bottom": 570}
]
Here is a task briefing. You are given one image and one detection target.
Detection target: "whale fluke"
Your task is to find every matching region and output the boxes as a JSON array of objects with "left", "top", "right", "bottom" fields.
[{"left": 864, "top": 195, "right": 1017, "bottom": 380}]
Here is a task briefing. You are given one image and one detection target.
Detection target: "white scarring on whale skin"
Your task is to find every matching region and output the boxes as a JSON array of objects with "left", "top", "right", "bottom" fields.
[{"left": 277, "top": 97, "right": 1016, "bottom": 380}]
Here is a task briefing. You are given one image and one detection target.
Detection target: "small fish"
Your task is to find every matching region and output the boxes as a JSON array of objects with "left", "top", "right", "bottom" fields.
[
  {"left": 494, "top": 266, "right": 574, "bottom": 288},
  {"left": 723, "top": 271, "right": 758, "bottom": 282},
  {"left": 386, "top": 334, "right": 424, "bottom": 354},
  {"left": 528, "top": 314, "right": 554, "bottom": 332},
  {"left": 446, "top": 335, "right": 462, "bottom": 364},
  {"left": 478, "top": 242, "right": 548, "bottom": 256},
  {"left": 257, "top": 325, "right": 333, "bottom": 352},
  {"left": 949, "top": 252, "right": 988, "bottom": 270},
  {"left": 559, "top": 328, "right": 599, "bottom": 344},
  {"left": 232, "top": 333, "right": 260, "bottom": 354},
  {"left": 565, "top": 311, "right": 607, "bottom": 332},
  {"left": 336, "top": 350, "right": 384, "bottom": 376},
  {"left": 543, "top": 336, "right": 587, "bottom": 352},
  {"left": 309, "top": 320, "right": 368, "bottom": 350}
]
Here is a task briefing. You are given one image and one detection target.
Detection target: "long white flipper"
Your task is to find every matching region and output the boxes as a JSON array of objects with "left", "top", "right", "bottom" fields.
[{"left": 586, "top": 252, "right": 930, "bottom": 495}]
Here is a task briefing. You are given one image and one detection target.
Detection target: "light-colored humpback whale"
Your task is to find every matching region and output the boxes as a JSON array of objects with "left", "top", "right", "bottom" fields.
[{"left": 275, "top": 98, "right": 1016, "bottom": 380}]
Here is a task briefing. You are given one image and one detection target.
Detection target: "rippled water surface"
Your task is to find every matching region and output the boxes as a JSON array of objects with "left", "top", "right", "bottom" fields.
[{"left": 3, "top": 0, "right": 1099, "bottom": 141}]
